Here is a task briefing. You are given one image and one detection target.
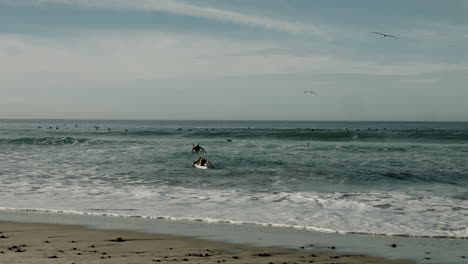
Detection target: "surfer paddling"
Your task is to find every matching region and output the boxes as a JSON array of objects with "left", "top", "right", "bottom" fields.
[
  {"left": 191, "top": 144, "right": 205, "bottom": 152},
  {"left": 192, "top": 154, "right": 213, "bottom": 169},
  {"left": 193, "top": 156, "right": 208, "bottom": 167}
]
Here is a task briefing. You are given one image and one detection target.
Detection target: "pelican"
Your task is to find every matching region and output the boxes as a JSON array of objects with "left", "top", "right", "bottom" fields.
[
  {"left": 372, "top": 32, "right": 398, "bottom": 39},
  {"left": 304, "top": 90, "right": 318, "bottom": 96}
]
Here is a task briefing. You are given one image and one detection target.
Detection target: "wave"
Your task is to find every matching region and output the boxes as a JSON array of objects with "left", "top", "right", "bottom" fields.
[
  {"left": 123, "top": 128, "right": 468, "bottom": 143},
  {"left": 1, "top": 207, "right": 466, "bottom": 240},
  {"left": 0, "top": 137, "right": 103, "bottom": 146},
  {"left": 2, "top": 127, "right": 468, "bottom": 144}
]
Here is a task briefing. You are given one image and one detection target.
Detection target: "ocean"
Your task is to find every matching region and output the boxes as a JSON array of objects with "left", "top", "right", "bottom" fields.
[{"left": 1, "top": 119, "right": 467, "bottom": 241}]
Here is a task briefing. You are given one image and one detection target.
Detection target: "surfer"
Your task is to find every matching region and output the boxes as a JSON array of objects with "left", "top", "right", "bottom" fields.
[
  {"left": 192, "top": 155, "right": 212, "bottom": 168},
  {"left": 191, "top": 144, "right": 205, "bottom": 152}
]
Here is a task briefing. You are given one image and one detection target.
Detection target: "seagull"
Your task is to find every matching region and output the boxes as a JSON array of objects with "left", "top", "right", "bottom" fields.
[
  {"left": 372, "top": 32, "right": 398, "bottom": 39},
  {"left": 304, "top": 90, "right": 318, "bottom": 96}
]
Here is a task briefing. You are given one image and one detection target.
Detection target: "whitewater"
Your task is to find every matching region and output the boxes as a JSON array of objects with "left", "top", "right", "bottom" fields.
[{"left": 1, "top": 120, "right": 467, "bottom": 239}]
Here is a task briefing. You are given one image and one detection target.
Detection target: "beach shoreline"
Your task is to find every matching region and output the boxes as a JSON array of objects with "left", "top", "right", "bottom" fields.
[
  {"left": 0, "top": 220, "right": 416, "bottom": 264},
  {"left": 1, "top": 210, "right": 467, "bottom": 264}
]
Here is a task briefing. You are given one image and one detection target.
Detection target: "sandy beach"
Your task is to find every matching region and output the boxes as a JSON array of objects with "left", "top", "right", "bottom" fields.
[{"left": 0, "top": 220, "right": 415, "bottom": 264}]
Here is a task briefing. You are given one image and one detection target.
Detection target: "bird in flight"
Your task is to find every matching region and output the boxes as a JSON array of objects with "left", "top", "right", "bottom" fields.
[
  {"left": 304, "top": 90, "right": 318, "bottom": 96},
  {"left": 372, "top": 32, "right": 399, "bottom": 39}
]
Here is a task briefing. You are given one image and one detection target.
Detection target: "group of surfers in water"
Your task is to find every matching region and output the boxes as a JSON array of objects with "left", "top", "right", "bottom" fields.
[{"left": 191, "top": 144, "right": 213, "bottom": 168}]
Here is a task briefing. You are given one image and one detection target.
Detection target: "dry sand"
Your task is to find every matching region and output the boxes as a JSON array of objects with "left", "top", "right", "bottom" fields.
[{"left": 0, "top": 220, "right": 415, "bottom": 264}]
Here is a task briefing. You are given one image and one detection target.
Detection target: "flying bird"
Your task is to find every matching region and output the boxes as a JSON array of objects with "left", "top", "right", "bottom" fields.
[
  {"left": 372, "top": 32, "right": 398, "bottom": 39},
  {"left": 304, "top": 90, "right": 318, "bottom": 96}
]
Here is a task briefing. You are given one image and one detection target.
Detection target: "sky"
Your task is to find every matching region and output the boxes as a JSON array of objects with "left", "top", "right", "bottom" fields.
[{"left": 0, "top": 0, "right": 467, "bottom": 121}]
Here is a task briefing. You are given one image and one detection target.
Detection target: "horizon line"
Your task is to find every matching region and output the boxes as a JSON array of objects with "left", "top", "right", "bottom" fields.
[{"left": 1, "top": 118, "right": 467, "bottom": 123}]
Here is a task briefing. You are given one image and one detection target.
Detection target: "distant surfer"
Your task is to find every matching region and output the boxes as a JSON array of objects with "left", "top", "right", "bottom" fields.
[
  {"left": 191, "top": 144, "right": 205, "bottom": 152},
  {"left": 193, "top": 156, "right": 208, "bottom": 167},
  {"left": 192, "top": 155, "right": 213, "bottom": 168}
]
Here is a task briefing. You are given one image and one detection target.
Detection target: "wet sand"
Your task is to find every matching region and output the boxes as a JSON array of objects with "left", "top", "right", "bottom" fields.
[{"left": 0, "top": 220, "right": 414, "bottom": 264}]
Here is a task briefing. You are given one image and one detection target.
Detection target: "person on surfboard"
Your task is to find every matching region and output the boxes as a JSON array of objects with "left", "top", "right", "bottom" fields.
[
  {"left": 191, "top": 144, "right": 205, "bottom": 152},
  {"left": 192, "top": 153, "right": 214, "bottom": 168},
  {"left": 192, "top": 156, "right": 210, "bottom": 167}
]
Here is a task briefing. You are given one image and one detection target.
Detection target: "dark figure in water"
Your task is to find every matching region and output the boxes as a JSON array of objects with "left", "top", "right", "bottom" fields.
[
  {"left": 191, "top": 144, "right": 205, "bottom": 152},
  {"left": 193, "top": 156, "right": 209, "bottom": 167}
]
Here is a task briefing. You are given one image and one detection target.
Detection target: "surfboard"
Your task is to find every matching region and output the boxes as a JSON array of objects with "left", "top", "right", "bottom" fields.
[{"left": 193, "top": 163, "right": 208, "bottom": 170}]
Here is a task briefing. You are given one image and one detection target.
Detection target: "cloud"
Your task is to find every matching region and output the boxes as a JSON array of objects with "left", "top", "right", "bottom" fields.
[
  {"left": 1, "top": 31, "right": 466, "bottom": 90},
  {"left": 1, "top": 0, "right": 324, "bottom": 36},
  {"left": 401, "top": 22, "right": 468, "bottom": 42}
]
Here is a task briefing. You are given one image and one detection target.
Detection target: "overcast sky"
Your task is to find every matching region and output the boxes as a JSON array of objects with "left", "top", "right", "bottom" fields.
[{"left": 1, "top": 0, "right": 467, "bottom": 121}]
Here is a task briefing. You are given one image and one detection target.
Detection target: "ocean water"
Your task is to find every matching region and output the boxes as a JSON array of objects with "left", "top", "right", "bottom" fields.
[{"left": 1, "top": 120, "right": 467, "bottom": 239}]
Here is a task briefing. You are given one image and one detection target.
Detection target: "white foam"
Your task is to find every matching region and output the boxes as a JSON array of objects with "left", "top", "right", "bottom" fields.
[{"left": 0, "top": 180, "right": 467, "bottom": 239}]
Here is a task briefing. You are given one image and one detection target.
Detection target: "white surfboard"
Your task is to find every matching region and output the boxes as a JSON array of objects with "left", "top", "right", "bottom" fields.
[{"left": 193, "top": 163, "right": 208, "bottom": 170}]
